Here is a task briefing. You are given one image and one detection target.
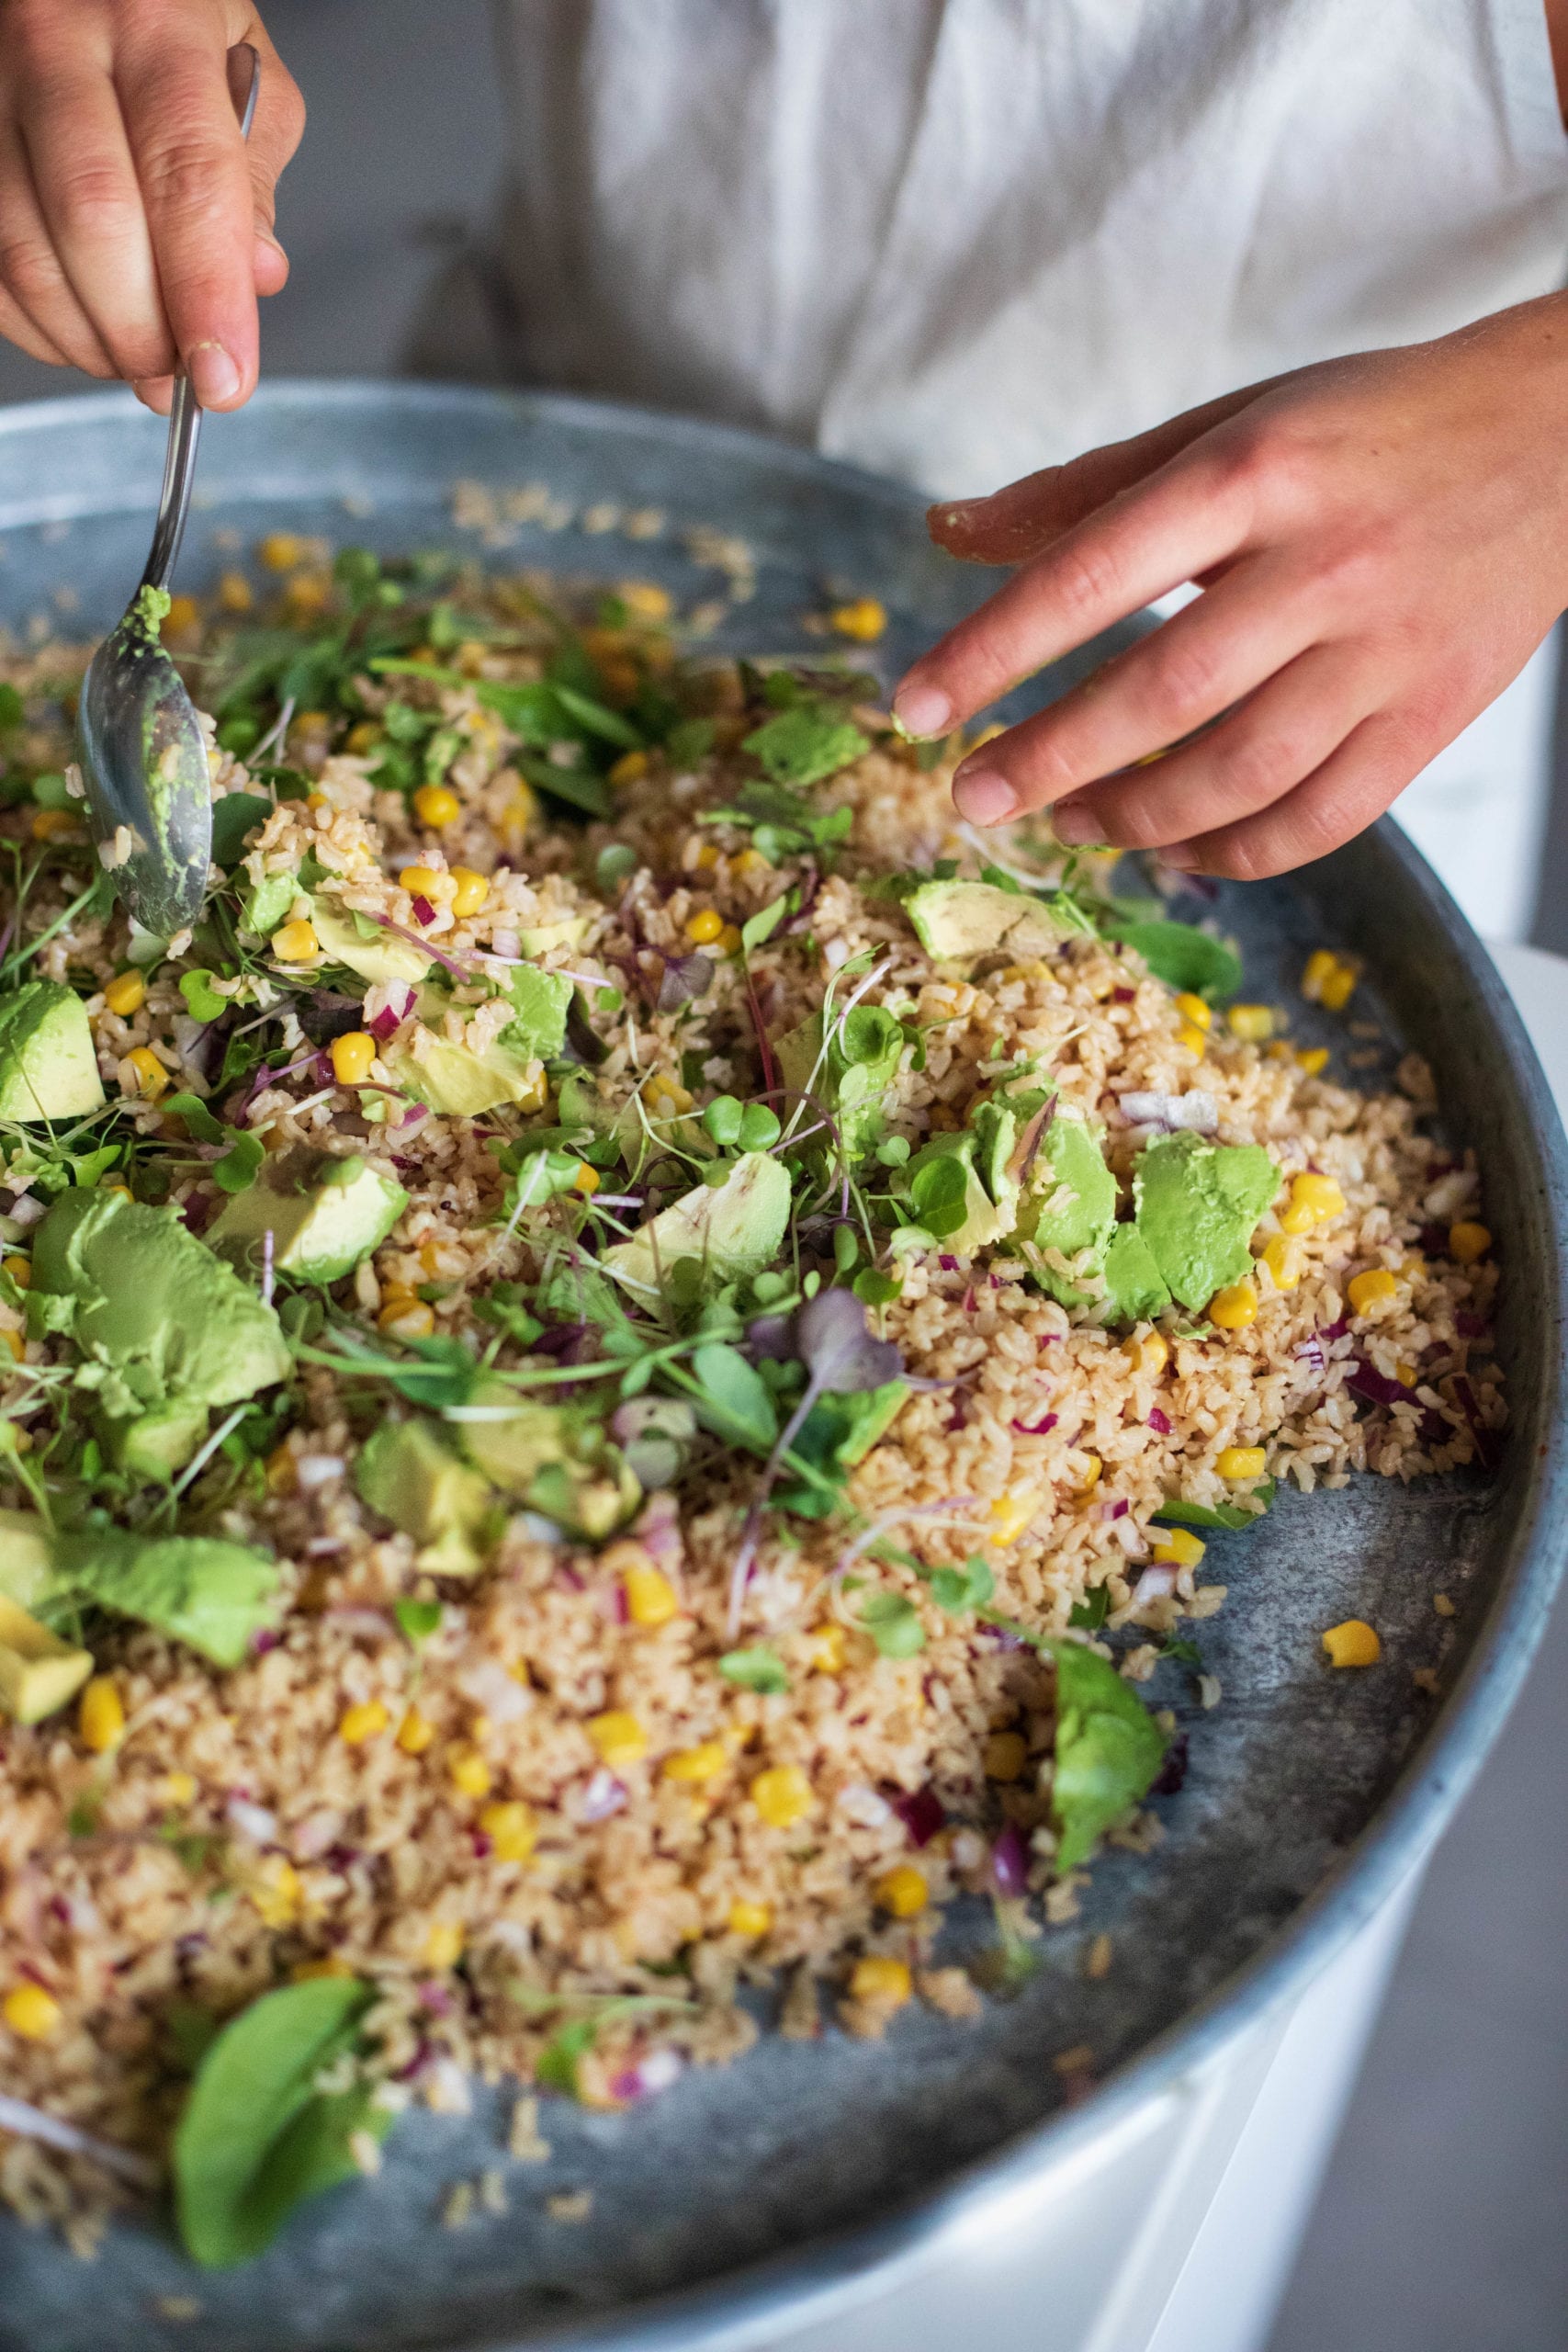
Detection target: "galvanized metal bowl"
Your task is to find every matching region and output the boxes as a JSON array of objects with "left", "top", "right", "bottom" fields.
[{"left": 0, "top": 385, "right": 1563, "bottom": 2352}]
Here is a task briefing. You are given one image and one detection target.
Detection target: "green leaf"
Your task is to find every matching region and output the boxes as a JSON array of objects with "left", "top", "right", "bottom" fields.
[
  {"left": 178, "top": 969, "right": 228, "bottom": 1023},
  {"left": 394, "top": 1598, "right": 443, "bottom": 1647},
  {"left": 689, "top": 1342, "right": 778, "bottom": 1453},
  {"left": 536, "top": 2013, "right": 602, "bottom": 2098},
  {"left": 213, "top": 1132, "right": 265, "bottom": 1194},
  {"left": 1152, "top": 1481, "right": 1274, "bottom": 1532},
  {"left": 174, "top": 1977, "right": 384, "bottom": 2268},
  {"left": 1049, "top": 1640, "right": 1169, "bottom": 1871},
  {"left": 858, "top": 1589, "right": 927, "bottom": 1658},
  {"left": 515, "top": 754, "right": 614, "bottom": 821},
  {"left": 1068, "top": 1586, "right": 1111, "bottom": 1631},
  {"left": 927, "top": 1554, "right": 994, "bottom": 1614},
  {"left": 666, "top": 717, "right": 716, "bottom": 765},
  {"left": 1108, "top": 920, "right": 1242, "bottom": 1003},
  {"left": 0, "top": 683, "right": 25, "bottom": 730},
  {"left": 164, "top": 1091, "right": 226, "bottom": 1145},
  {"left": 743, "top": 704, "right": 869, "bottom": 787},
  {"left": 209, "top": 795, "right": 275, "bottom": 869},
  {"left": 716, "top": 1645, "right": 789, "bottom": 1695},
  {"left": 741, "top": 895, "right": 790, "bottom": 954},
  {"left": 596, "top": 842, "right": 637, "bottom": 893},
  {"left": 549, "top": 680, "right": 643, "bottom": 751}
]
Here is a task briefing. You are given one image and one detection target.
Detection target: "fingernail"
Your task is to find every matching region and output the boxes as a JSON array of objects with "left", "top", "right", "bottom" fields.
[
  {"left": 892, "top": 683, "right": 953, "bottom": 739},
  {"left": 1160, "top": 844, "right": 1198, "bottom": 872},
  {"left": 186, "top": 340, "right": 241, "bottom": 406},
  {"left": 1051, "top": 801, "right": 1096, "bottom": 846},
  {"left": 952, "top": 766, "right": 1019, "bottom": 826}
]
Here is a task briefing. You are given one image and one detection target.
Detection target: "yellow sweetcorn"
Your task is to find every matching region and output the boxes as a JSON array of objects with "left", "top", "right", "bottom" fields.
[
  {"left": 1322, "top": 1619, "right": 1381, "bottom": 1668},
  {"left": 78, "top": 1676, "right": 125, "bottom": 1753},
  {"left": 809, "top": 1623, "right": 848, "bottom": 1673},
  {"left": 0, "top": 1330, "right": 23, "bottom": 1364},
  {"left": 160, "top": 594, "right": 199, "bottom": 638},
  {"left": 1264, "top": 1039, "right": 1294, "bottom": 1062},
  {"left": 1151, "top": 1525, "right": 1206, "bottom": 1569},
  {"left": 849, "top": 1955, "right": 912, "bottom": 2008},
  {"left": 716, "top": 922, "right": 744, "bottom": 956},
  {"left": 1227, "top": 1003, "right": 1274, "bottom": 1043},
  {"left": 624, "top": 1563, "right": 679, "bottom": 1626},
  {"left": 734, "top": 847, "right": 771, "bottom": 877},
  {"left": 447, "top": 1745, "right": 492, "bottom": 1801},
  {"left": 1301, "top": 948, "right": 1338, "bottom": 1001},
  {"left": 1319, "top": 960, "right": 1358, "bottom": 1012},
  {"left": 251, "top": 1858, "right": 303, "bottom": 1929},
  {"left": 270, "top": 919, "right": 319, "bottom": 964},
  {"left": 1292, "top": 1172, "right": 1346, "bottom": 1225},
  {"left": 1177, "top": 1021, "right": 1207, "bottom": 1057},
  {"left": 571, "top": 1162, "right": 601, "bottom": 1195},
  {"left": 1077, "top": 1453, "right": 1103, "bottom": 1496},
  {"left": 1216, "top": 1445, "right": 1267, "bottom": 1480},
  {"left": 330, "top": 1031, "right": 376, "bottom": 1086},
  {"left": 1395, "top": 1362, "right": 1418, "bottom": 1389},
  {"left": 609, "top": 749, "right": 649, "bottom": 788},
  {"left": 448, "top": 867, "right": 489, "bottom": 918},
  {"left": 102, "top": 968, "right": 146, "bottom": 1018},
  {"left": 126, "top": 1046, "right": 168, "bottom": 1099},
  {"left": 662, "top": 1742, "right": 727, "bottom": 1783},
  {"left": 728, "top": 1897, "right": 773, "bottom": 1938},
  {"left": 480, "top": 1801, "right": 538, "bottom": 1863},
  {"left": 1174, "top": 992, "right": 1212, "bottom": 1033},
  {"left": 339, "top": 1700, "right": 389, "bottom": 1747},
  {"left": 265, "top": 1441, "right": 296, "bottom": 1495},
  {"left": 1295, "top": 1046, "right": 1329, "bottom": 1077},
  {"left": 399, "top": 864, "right": 457, "bottom": 905},
  {"left": 983, "top": 1730, "right": 1027, "bottom": 1781},
  {"left": 1260, "top": 1234, "right": 1303, "bottom": 1292},
  {"left": 1347, "top": 1268, "right": 1398, "bottom": 1315},
  {"left": 378, "top": 1298, "right": 434, "bottom": 1340},
  {"left": 258, "top": 531, "right": 305, "bottom": 571},
  {"left": 829, "top": 596, "right": 887, "bottom": 642},
  {"left": 874, "top": 1865, "right": 929, "bottom": 1918},
  {"left": 3, "top": 1257, "right": 28, "bottom": 1288},
  {"left": 684, "top": 907, "right": 724, "bottom": 945},
  {"left": 1122, "top": 1330, "right": 1168, "bottom": 1377},
  {"left": 1208, "top": 1280, "right": 1258, "bottom": 1329},
  {"left": 218, "top": 570, "right": 253, "bottom": 612},
  {"left": 588, "top": 1711, "right": 648, "bottom": 1770},
  {"left": 283, "top": 571, "right": 330, "bottom": 619},
  {"left": 1450, "top": 1221, "right": 1492, "bottom": 1265},
  {"left": 988, "top": 1490, "right": 1038, "bottom": 1545},
  {"left": 396, "top": 1708, "right": 435, "bottom": 1757},
  {"left": 412, "top": 783, "right": 460, "bottom": 829},
  {"left": 620, "top": 581, "right": 673, "bottom": 622},
  {"left": 750, "top": 1764, "right": 814, "bottom": 1828},
  {"left": 344, "top": 719, "right": 382, "bottom": 756},
  {"left": 99, "top": 1181, "right": 134, "bottom": 1203},
  {"left": 3, "top": 1984, "right": 62, "bottom": 2041},
  {"left": 424, "top": 1920, "right": 466, "bottom": 1973},
  {"left": 292, "top": 1955, "right": 355, "bottom": 1983},
  {"left": 163, "top": 1772, "right": 197, "bottom": 1807}
]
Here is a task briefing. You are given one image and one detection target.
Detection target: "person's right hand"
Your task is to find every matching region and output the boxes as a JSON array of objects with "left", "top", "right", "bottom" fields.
[{"left": 0, "top": 0, "right": 303, "bottom": 413}]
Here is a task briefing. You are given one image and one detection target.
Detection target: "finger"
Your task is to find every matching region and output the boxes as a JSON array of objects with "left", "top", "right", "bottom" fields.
[
  {"left": 19, "top": 46, "right": 175, "bottom": 380},
  {"left": 1166, "top": 707, "right": 1429, "bottom": 880},
  {"left": 894, "top": 446, "right": 1255, "bottom": 739},
  {"left": 0, "top": 278, "right": 73, "bottom": 369},
  {"left": 928, "top": 373, "right": 1292, "bottom": 566},
  {"left": 254, "top": 228, "right": 288, "bottom": 298},
  {"left": 1046, "top": 640, "right": 1380, "bottom": 851},
  {"left": 0, "top": 125, "right": 118, "bottom": 377},
  {"left": 134, "top": 375, "right": 175, "bottom": 414},
  {"left": 947, "top": 552, "right": 1316, "bottom": 822}
]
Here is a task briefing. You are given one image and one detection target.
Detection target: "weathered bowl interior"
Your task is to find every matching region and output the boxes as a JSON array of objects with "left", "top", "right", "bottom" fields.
[{"left": 0, "top": 385, "right": 1562, "bottom": 2352}]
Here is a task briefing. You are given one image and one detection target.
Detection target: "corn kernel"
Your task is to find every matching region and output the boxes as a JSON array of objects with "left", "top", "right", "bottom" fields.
[
  {"left": 344, "top": 718, "right": 382, "bottom": 756},
  {"left": 1396, "top": 1362, "right": 1418, "bottom": 1388},
  {"left": 1174, "top": 992, "right": 1212, "bottom": 1032},
  {"left": 258, "top": 531, "right": 304, "bottom": 571},
  {"left": 1260, "top": 1234, "right": 1303, "bottom": 1292},
  {"left": 424, "top": 1920, "right": 466, "bottom": 1972},
  {"left": 479, "top": 1800, "right": 538, "bottom": 1864},
  {"left": 1319, "top": 961, "right": 1358, "bottom": 1012},
  {"left": 1322, "top": 1618, "right": 1381, "bottom": 1668},
  {"left": 1216, "top": 1445, "right": 1268, "bottom": 1481},
  {"left": 412, "top": 783, "right": 460, "bottom": 829},
  {"left": 610, "top": 749, "right": 649, "bottom": 788},
  {"left": 810, "top": 1623, "right": 848, "bottom": 1673},
  {"left": 728, "top": 1897, "right": 773, "bottom": 1938},
  {"left": 3, "top": 1984, "right": 62, "bottom": 2041},
  {"left": 0, "top": 1329, "right": 22, "bottom": 1364},
  {"left": 987, "top": 1491, "right": 1037, "bottom": 1545},
  {"left": 1177, "top": 1021, "right": 1207, "bottom": 1057},
  {"left": 1348, "top": 1268, "right": 1398, "bottom": 1314},
  {"left": 1208, "top": 1279, "right": 1258, "bottom": 1329},
  {"left": 270, "top": 918, "right": 318, "bottom": 963},
  {"left": 1077, "top": 1453, "right": 1102, "bottom": 1495},
  {"left": 874, "top": 1864, "right": 929, "bottom": 1918},
  {"left": 447, "top": 1745, "right": 492, "bottom": 1801},
  {"left": 77, "top": 1675, "right": 125, "bottom": 1754},
  {"left": 1295, "top": 1046, "right": 1329, "bottom": 1077},
  {"left": 1292, "top": 1172, "right": 1346, "bottom": 1225},
  {"left": 1264, "top": 1038, "right": 1294, "bottom": 1061},
  {"left": 829, "top": 596, "right": 887, "bottom": 642},
  {"left": 501, "top": 783, "right": 537, "bottom": 841},
  {"left": 397, "top": 1708, "right": 435, "bottom": 1757},
  {"left": 1450, "top": 1220, "right": 1491, "bottom": 1265},
  {"left": 684, "top": 907, "right": 724, "bottom": 945},
  {"left": 983, "top": 1730, "right": 1028, "bottom": 1781},
  {"left": 1301, "top": 948, "right": 1338, "bottom": 1001},
  {"left": 330, "top": 1031, "right": 376, "bottom": 1086},
  {"left": 3, "top": 1257, "right": 28, "bottom": 1289},
  {"left": 1151, "top": 1525, "right": 1206, "bottom": 1568},
  {"left": 735, "top": 847, "right": 770, "bottom": 876},
  {"left": 623, "top": 1563, "right": 678, "bottom": 1626},
  {"left": 750, "top": 1764, "right": 814, "bottom": 1828},
  {"left": 164, "top": 1772, "right": 197, "bottom": 1807},
  {"left": 339, "top": 1700, "right": 389, "bottom": 1747},
  {"left": 102, "top": 969, "right": 146, "bottom": 1018},
  {"left": 716, "top": 922, "right": 744, "bottom": 956},
  {"left": 448, "top": 867, "right": 489, "bottom": 919},
  {"left": 398, "top": 865, "right": 450, "bottom": 902},
  {"left": 379, "top": 1298, "right": 434, "bottom": 1340},
  {"left": 588, "top": 1710, "right": 648, "bottom": 1770},
  {"left": 1122, "top": 1330, "right": 1168, "bottom": 1377},
  {"left": 30, "top": 807, "right": 79, "bottom": 842},
  {"left": 620, "top": 581, "right": 672, "bottom": 622},
  {"left": 265, "top": 1441, "right": 296, "bottom": 1495},
  {"left": 291, "top": 1955, "right": 355, "bottom": 1982},
  {"left": 126, "top": 1046, "right": 168, "bottom": 1099},
  {"left": 662, "top": 1741, "right": 727, "bottom": 1783},
  {"left": 284, "top": 571, "right": 330, "bottom": 618},
  {"left": 217, "top": 570, "right": 252, "bottom": 613},
  {"left": 849, "top": 1955, "right": 911, "bottom": 2007},
  {"left": 99, "top": 1181, "right": 134, "bottom": 1203},
  {"left": 1227, "top": 1003, "right": 1274, "bottom": 1043},
  {"left": 251, "top": 1858, "right": 302, "bottom": 1928},
  {"left": 691, "top": 840, "right": 721, "bottom": 872},
  {"left": 158, "top": 594, "right": 199, "bottom": 639}
]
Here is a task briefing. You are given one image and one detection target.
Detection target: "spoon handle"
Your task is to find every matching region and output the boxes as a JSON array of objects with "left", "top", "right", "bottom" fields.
[{"left": 136, "top": 41, "right": 262, "bottom": 597}]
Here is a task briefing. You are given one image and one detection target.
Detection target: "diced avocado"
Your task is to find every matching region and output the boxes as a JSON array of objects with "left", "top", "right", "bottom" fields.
[
  {"left": 28, "top": 1188, "right": 289, "bottom": 1476},
  {"left": 356, "top": 1419, "right": 494, "bottom": 1577},
  {"left": 775, "top": 1002, "right": 904, "bottom": 1157},
  {"left": 600, "top": 1153, "right": 790, "bottom": 1298},
  {"left": 0, "top": 1505, "right": 56, "bottom": 1613},
  {"left": 382, "top": 1013, "right": 538, "bottom": 1116},
  {"left": 239, "top": 870, "right": 297, "bottom": 938},
  {"left": 310, "top": 896, "right": 432, "bottom": 986},
  {"left": 795, "top": 1379, "right": 909, "bottom": 1481},
  {"left": 1017, "top": 1111, "right": 1118, "bottom": 1304},
  {"left": 515, "top": 915, "right": 589, "bottom": 958},
  {"left": 0, "top": 1593, "right": 92, "bottom": 1724},
  {"left": 54, "top": 1530, "right": 278, "bottom": 1668},
  {"left": 111, "top": 1399, "right": 211, "bottom": 1482},
  {"left": 503, "top": 965, "right": 572, "bottom": 1060},
  {"left": 459, "top": 1383, "right": 639, "bottom": 1540},
  {"left": 1101, "top": 1222, "right": 1172, "bottom": 1322},
  {"left": 1133, "top": 1132, "right": 1280, "bottom": 1311},
  {"left": 904, "top": 881, "right": 1071, "bottom": 967},
  {"left": 0, "top": 980, "right": 107, "bottom": 1120},
  {"left": 207, "top": 1146, "right": 407, "bottom": 1286}
]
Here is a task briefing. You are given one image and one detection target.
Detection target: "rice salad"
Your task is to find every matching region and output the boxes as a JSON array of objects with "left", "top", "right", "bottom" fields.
[{"left": 0, "top": 547, "right": 1502, "bottom": 2266}]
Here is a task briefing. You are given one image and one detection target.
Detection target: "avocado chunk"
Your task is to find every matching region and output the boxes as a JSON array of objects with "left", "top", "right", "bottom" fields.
[
  {"left": 459, "top": 1382, "right": 639, "bottom": 1539},
  {"left": 1018, "top": 1111, "right": 1118, "bottom": 1305},
  {"left": 515, "top": 914, "right": 589, "bottom": 957},
  {"left": 54, "top": 1529, "right": 279, "bottom": 1668},
  {"left": 774, "top": 1002, "right": 904, "bottom": 1157},
  {"left": 1133, "top": 1132, "right": 1279, "bottom": 1311},
  {"left": 208, "top": 1146, "right": 407, "bottom": 1286},
  {"left": 600, "top": 1153, "right": 791, "bottom": 1298},
  {"left": 0, "top": 979, "right": 107, "bottom": 1120},
  {"left": 28, "top": 1187, "right": 289, "bottom": 1476},
  {"left": 381, "top": 989, "right": 541, "bottom": 1115},
  {"left": 1101, "top": 1222, "right": 1172, "bottom": 1322},
  {"left": 356, "top": 1419, "right": 494, "bottom": 1577},
  {"left": 309, "top": 896, "right": 433, "bottom": 986},
  {"left": 502, "top": 966, "right": 572, "bottom": 1060},
  {"left": 0, "top": 1504, "right": 56, "bottom": 1612},
  {"left": 904, "top": 880, "right": 1074, "bottom": 967},
  {"left": 0, "top": 1593, "right": 92, "bottom": 1724}
]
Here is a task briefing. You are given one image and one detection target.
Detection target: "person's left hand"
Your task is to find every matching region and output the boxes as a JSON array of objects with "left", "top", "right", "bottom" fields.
[{"left": 893, "top": 296, "right": 1568, "bottom": 878}]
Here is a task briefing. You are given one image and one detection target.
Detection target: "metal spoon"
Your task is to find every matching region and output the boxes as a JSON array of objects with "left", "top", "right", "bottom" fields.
[{"left": 77, "top": 43, "right": 261, "bottom": 939}]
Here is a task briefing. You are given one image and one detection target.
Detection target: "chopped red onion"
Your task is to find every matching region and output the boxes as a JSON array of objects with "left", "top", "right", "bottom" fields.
[
  {"left": 1348, "top": 1361, "right": 1411, "bottom": 1408},
  {"left": 412, "top": 894, "right": 436, "bottom": 925},
  {"left": 252, "top": 1627, "right": 282, "bottom": 1656},
  {"left": 1133, "top": 1563, "right": 1179, "bottom": 1605},
  {"left": 400, "top": 1103, "right": 427, "bottom": 1128},
  {"left": 226, "top": 1797, "right": 278, "bottom": 1847},
  {"left": 1319, "top": 1316, "right": 1348, "bottom": 1340},
  {"left": 962, "top": 1285, "right": 977, "bottom": 1313},
  {"left": 1455, "top": 1310, "right": 1490, "bottom": 1340},
  {"left": 369, "top": 1004, "right": 401, "bottom": 1043},
  {"left": 579, "top": 1769, "right": 628, "bottom": 1822},
  {"left": 457, "top": 1658, "right": 532, "bottom": 1725},
  {"left": 990, "top": 1821, "right": 1029, "bottom": 1896},
  {"left": 938, "top": 1254, "right": 960, "bottom": 1272},
  {"left": 1111, "top": 985, "right": 1136, "bottom": 1003},
  {"left": 1146, "top": 1408, "right": 1171, "bottom": 1434},
  {"left": 1293, "top": 1337, "right": 1325, "bottom": 1373},
  {"left": 1012, "top": 1412, "right": 1059, "bottom": 1436},
  {"left": 887, "top": 1786, "right": 945, "bottom": 1847}
]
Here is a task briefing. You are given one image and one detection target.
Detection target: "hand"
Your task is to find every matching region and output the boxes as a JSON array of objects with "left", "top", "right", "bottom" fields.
[
  {"left": 894, "top": 298, "right": 1568, "bottom": 878},
  {"left": 0, "top": 0, "right": 304, "bottom": 413}
]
